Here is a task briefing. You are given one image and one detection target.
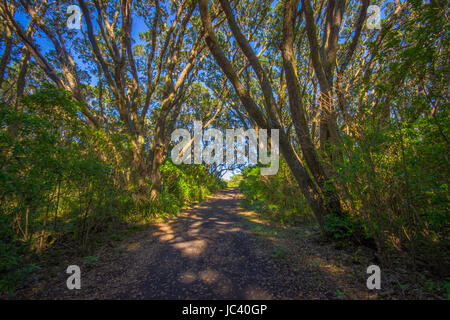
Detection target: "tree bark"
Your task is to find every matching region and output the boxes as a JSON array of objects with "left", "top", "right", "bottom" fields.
[
  {"left": 0, "top": 24, "right": 12, "bottom": 88},
  {"left": 282, "top": 0, "right": 343, "bottom": 218}
]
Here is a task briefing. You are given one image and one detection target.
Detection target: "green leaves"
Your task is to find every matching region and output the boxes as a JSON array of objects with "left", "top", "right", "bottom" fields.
[
  {"left": 0, "top": 90, "right": 136, "bottom": 294},
  {"left": 155, "top": 159, "right": 225, "bottom": 216},
  {"left": 239, "top": 159, "right": 314, "bottom": 225}
]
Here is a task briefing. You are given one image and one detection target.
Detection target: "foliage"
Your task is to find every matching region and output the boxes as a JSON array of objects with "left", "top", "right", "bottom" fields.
[
  {"left": 0, "top": 0, "right": 448, "bottom": 299},
  {"left": 326, "top": 1, "right": 450, "bottom": 275},
  {"left": 237, "top": 1, "right": 449, "bottom": 281},
  {"left": 0, "top": 88, "right": 224, "bottom": 294},
  {"left": 239, "top": 160, "right": 315, "bottom": 226},
  {"left": 227, "top": 174, "right": 243, "bottom": 187}
]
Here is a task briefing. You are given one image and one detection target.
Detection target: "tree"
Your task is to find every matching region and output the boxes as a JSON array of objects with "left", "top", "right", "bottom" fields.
[
  {"left": 0, "top": 0, "right": 209, "bottom": 200},
  {"left": 198, "top": 0, "right": 346, "bottom": 234}
]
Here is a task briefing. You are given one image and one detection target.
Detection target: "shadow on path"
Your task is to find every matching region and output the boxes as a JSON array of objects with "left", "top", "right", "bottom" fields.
[
  {"left": 134, "top": 187, "right": 298, "bottom": 299},
  {"left": 16, "top": 187, "right": 373, "bottom": 299}
]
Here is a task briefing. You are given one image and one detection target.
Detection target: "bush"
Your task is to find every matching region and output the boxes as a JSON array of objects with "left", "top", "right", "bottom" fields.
[
  {"left": 239, "top": 160, "right": 315, "bottom": 226},
  {"left": 0, "top": 87, "right": 226, "bottom": 294}
]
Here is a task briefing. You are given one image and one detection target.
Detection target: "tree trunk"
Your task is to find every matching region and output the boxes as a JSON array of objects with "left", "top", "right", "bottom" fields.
[
  {"left": 0, "top": 25, "right": 12, "bottom": 88},
  {"left": 281, "top": 0, "right": 343, "bottom": 221},
  {"left": 198, "top": 0, "right": 339, "bottom": 236}
]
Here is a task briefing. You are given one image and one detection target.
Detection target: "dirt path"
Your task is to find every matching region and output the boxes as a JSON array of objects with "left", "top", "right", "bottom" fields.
[{"left": 16, "top": 188, "right": 378, "bottom": 299}]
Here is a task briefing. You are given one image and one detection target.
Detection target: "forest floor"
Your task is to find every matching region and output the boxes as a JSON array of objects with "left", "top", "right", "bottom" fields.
[{"left": 12, "top": 188, "right": 399, "bottom": 299}]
